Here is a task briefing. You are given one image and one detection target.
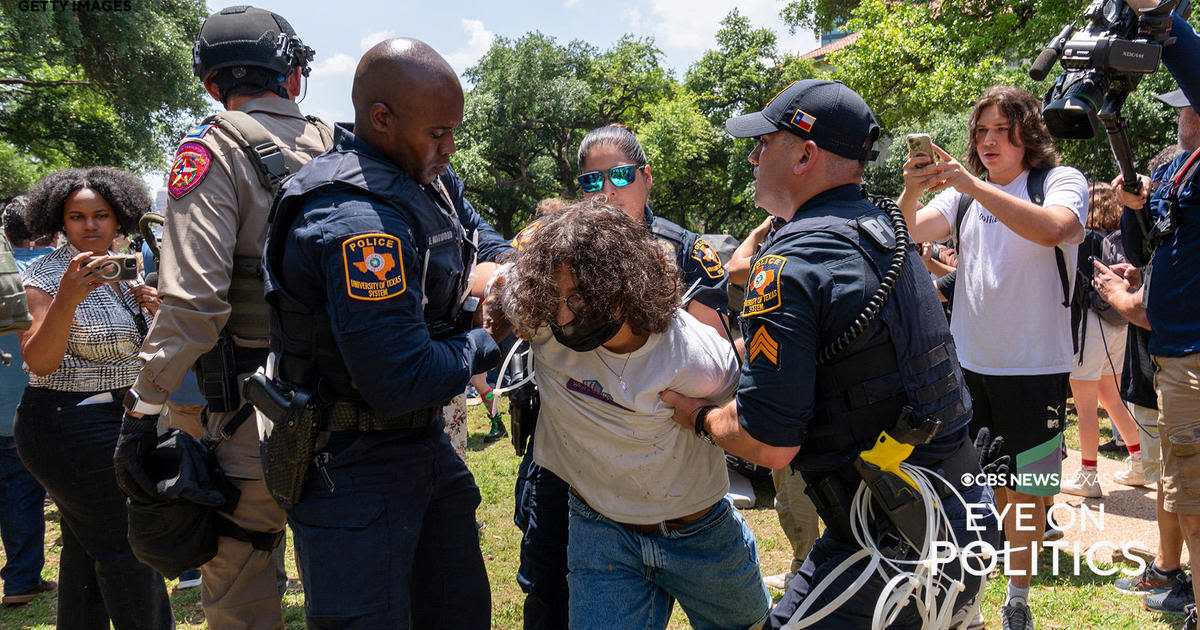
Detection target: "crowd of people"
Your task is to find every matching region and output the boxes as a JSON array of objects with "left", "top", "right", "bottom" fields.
[{"left": 0, "top": 1, "right": 1197, "bottom": 630}]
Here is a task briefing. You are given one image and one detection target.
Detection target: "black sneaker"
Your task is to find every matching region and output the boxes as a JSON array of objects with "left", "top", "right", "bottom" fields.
[
  {"left": 1098, "top": 438, "right": 1128, "bottom": 455},
  {"left": 1186, "top": 604, "right": 1197, "bottom": 630},
  {"left": 1116, "top": 563, "right": 1177, "bottom": 595},
  {"left": 1143, "top": 573, "right": 1194, "bottom": 615},
  {"left": 1001, "top": 599, "right": 1034, "bottom": 630},
  {"left": 484, "top": 416, "right": 507, "bottom": 443}
]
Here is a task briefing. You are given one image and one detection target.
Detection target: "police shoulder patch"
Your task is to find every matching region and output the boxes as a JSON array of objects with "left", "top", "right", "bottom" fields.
[
  {"left": 742, "top": 254, "right": 786, "bottom": 317},
  {"left": 342, "top": 233, "right": 406, "bottom": 301},
  {"left": 748, "top": 325, "right": 780, "bottom": 368},
  {"left": 656, "top": 238, "right": 677, "bottom": 261},
  {"left": 510, "top": 220, "right": 544, "bottom": 252},
  {"left": 690, "top": 237, "right": 725, "bottom": 279},
  {"left": 167, "top": 142, "right": 212, "bottom": 200}
]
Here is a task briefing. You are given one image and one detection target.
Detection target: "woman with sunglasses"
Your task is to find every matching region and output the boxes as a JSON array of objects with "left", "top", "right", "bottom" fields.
[
  {"left": 14, "top": 167, "right": 173, "bottom": 629},
  {"left": 510, "top": 124, "right": 736, "bottom": 629}
]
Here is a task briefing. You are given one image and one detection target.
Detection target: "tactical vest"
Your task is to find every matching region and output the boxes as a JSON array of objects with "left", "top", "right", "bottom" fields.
[
  {"left": 645, "top": 207, "right": 689, "bottom": 268},
  {"left": 263, "top": 146, "right": 476, "bottom": 401},
  {"left": 201, "top": 110, "right": 333, "bottom": 342},
  {"left": 753, "top": 199, "right": 970, "bottom": 472}
]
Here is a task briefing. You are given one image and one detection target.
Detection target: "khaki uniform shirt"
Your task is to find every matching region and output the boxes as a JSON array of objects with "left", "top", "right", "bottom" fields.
[{"left": 132, "top": 97, "right": 331, "bottom": 405}]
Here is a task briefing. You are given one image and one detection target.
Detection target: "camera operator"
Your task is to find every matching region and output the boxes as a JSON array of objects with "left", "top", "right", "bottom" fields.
[{"left": 1115, "top": 4, "right": 1200, "bottom": 627}]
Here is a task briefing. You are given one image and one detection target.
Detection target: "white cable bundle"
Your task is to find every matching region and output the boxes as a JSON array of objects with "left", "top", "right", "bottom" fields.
[{"left": 781, "top": 465, "right": 992, "bottom": 630}]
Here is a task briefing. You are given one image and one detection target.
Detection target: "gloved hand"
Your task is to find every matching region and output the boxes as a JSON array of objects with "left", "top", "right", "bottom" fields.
[
  {"left": 973, "top": 427, "right": 1010, "bottom": 478},
  {"left": 113, "top": 412, "right": 161, "bottom": 503}
]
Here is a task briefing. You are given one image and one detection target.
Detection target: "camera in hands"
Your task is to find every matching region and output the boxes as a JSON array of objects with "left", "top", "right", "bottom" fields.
[{"left": 90, "top": 255, "right": 140, "bottom": 282}]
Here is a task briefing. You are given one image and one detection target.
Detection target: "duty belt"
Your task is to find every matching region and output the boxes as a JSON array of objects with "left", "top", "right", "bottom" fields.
[{"left": 323, "top": 402, "right": 439, "bottom": 432}]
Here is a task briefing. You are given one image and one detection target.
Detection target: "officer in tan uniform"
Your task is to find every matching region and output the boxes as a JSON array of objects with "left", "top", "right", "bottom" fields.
[{"left": 113, "top": 6, "right": 332, "bottom": 630}]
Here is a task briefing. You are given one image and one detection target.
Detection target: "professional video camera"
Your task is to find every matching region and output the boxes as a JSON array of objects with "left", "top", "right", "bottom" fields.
[{"left": 1032, "top": 0, "right": 1190, "bottom": 192}]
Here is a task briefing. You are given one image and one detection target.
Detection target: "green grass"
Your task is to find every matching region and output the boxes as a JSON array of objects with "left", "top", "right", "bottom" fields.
[{"left": 0, "top": 402, "right": 1184, "bottom": 628}]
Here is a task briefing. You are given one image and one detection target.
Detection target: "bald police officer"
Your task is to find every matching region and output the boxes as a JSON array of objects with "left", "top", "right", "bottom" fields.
[
  {"left": 260, "top": 39, "right": 509, "bottom": 628},
  {"left": 662, "top": 80, "right": 998, "bottom": 629},
  {"left": 114, "top": 6, "right": 332, "bottom": 629}
]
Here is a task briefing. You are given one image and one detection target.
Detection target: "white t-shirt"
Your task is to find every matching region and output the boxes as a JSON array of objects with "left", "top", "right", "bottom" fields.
[
  {"left": 927, "top": 166, "right": 1088, "bottom": 375},
  {"left": 530, "top": 310, "right": 739, "bottom": 524}
]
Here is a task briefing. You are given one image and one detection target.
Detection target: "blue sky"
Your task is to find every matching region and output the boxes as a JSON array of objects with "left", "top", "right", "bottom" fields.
[
  {"left": 148, "top": 1, "right": 819, "bottom": 191},
  {"left": 224, "top": 0, "right": 820, "bottom": 125}
]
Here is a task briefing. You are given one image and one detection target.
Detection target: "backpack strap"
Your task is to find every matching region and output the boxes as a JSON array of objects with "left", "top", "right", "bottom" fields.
[
  {"left": 203, "top": 111, "right": 290, "bottom": 191},
  {"left": 953, "top": 167, "right": 1071, "bottom": 310},
  {"left": 305, "top": 115, "right": 334, "bottom": 150}
]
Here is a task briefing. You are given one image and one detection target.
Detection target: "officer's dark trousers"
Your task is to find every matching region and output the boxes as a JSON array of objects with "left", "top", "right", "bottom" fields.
[
  {"left": 513, "top": 445, "right": 570, "bottom": 630},
  {"left": 13, "top": 386, "right": 174, "bottom": 630},
  {"left": 288, "top": 419, "right": 490, "bottom": 629},
  {"left": 0, "top": 434, "right": 46, "bottom": 597},
  {"left": 766, "top": 482, "right": 999, "bottom": 629}
]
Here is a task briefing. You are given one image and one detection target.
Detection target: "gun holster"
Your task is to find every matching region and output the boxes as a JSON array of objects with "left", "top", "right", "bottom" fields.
[
  {"left": 243, "top": 372, "right": 321, "bottom": 509},
  {"left": 508, "top": 379, "right": 539, "bottom": 457},
  {"left": 196, "top": 331, "right": 240, "bottom": 413}
]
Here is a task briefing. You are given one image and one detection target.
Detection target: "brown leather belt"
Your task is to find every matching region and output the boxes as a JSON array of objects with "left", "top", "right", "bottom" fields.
[{"left": 576, "top": 493, "right": 717, "bottom": 534}]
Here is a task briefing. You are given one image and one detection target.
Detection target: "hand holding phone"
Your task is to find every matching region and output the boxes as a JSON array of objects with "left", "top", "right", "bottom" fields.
[{"left": 906, "top": 133, "right": 935, "bottom": 168}]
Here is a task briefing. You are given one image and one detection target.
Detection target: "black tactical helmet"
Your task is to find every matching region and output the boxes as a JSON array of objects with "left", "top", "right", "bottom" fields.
[{"left": 192, "top": 5, "right": 315, "bottom": 91}]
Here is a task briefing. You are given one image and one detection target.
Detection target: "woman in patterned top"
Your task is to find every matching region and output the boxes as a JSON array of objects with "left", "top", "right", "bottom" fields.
[{"left": 13, "top": 167, "right": 174, "bottom": 629}]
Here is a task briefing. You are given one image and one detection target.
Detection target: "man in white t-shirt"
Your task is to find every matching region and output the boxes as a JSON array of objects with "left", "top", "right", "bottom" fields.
[
  {"left": 495, "top": 200, "right": 770, "bottom": 630},
  {"left": 898, "top": 85, "right": 1088, "bottom": 630}
]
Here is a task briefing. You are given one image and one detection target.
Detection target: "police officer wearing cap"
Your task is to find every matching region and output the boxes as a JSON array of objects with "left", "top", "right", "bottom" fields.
[
  {"left": 113, "top": 6, "right": 331, "bottom": 629},
  {"left": 260, "top": 38, "right": 508, "bottom": 628},
  {"left": 661, "top": 80, "right": 999, "bottom": 629}
]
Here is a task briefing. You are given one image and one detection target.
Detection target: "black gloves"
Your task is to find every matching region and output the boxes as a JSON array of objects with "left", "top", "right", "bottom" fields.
[
  {"left": 974, "top": 427, "right": 1010, "bottom": 478},
  {"left": 113, "top": 412, "right": 160, "bottom": 503}
]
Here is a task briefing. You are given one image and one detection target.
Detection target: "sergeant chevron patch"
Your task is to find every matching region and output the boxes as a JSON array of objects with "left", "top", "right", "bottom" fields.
[{"left": 748, "top": 326, "right": 779, "bottom": 368}]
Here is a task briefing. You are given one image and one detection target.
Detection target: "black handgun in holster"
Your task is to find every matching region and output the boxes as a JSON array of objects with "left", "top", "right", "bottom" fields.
[
  {"left": 243, "top": 372, "right": 321, "bottom": 510},
  {"left": 509, "top": 380, "right": 539, "bottom": 457},
  {"left": 196, "top": 329, "right": 240, "bottom": 413}
]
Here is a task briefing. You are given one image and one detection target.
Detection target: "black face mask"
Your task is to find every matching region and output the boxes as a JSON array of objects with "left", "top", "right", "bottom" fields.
[{"left": 550, "top": 316, "right": 624, "bottom": 352}]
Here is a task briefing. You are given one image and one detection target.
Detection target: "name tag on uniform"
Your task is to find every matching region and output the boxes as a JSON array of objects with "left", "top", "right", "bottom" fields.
[{"left": 427, "top": 229, "right": 455, "bottom": 248}]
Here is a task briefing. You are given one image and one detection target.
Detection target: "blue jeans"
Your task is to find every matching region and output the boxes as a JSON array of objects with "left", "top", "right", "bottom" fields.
[
  {"left": 566, "top": 493, "right": 771, "bottom": 630},
  {"left": 14, "top": 387, "right": 173, "bottom": 630},
  {"left": 766, "top": 482, "right": 999, "bottom": 630},
  {"left": 288, "top": 420, "right": 490, "bottom": 629},
  {"left": 0, "top": 435, "right": 45, "bottom": 595},
  {"left": 513, "top": 445, "right": 570, "bottom": 630}
]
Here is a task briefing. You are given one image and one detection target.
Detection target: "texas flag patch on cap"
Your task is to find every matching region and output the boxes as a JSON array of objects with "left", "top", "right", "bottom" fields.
[
  {"left": 791, "top": 109, "right": 816, "bottom": 132},
  {"left": 168, "top": 142, "right": 212, "bottom": 200}
]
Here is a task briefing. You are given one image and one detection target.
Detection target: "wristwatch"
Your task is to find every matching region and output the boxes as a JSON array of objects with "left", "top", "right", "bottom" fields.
[
  {"left": 123, "top": 389, "right": 163, "bottom": 416},
  {"left": 694, "top": 405, "right": 718, "bottom": 446}
]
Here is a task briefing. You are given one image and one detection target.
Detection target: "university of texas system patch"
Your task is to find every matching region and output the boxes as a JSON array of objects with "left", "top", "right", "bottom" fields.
[
  {"left": 342, "top": 233, "right": 406, "bottom": 301},
  {"left": 690, "top": 238, "right": 726, "bottom": 279},
  {"left": 742, "top": 255, "right": 786, "bottom": 316}
]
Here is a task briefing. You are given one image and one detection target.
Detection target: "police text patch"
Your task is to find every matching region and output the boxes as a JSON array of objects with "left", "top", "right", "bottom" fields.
[
  {"left": 342, "top": 233, "right": 406, "bottom": 301},
  {"left": 742, "top": 255, "right": 786, "bottom": 316},
  {"left": 748, "top": 325, "right": 779, "bottom": 368},
  {"left": 168, "top": 142, "right": 212, "bottom": 200},
  {"left": 690, "top": 238, "right": 726, "bottom": 279}
]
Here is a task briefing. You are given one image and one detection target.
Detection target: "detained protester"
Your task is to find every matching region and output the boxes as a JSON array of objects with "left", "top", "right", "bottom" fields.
[
  {"left": 112, "top": 7, "right": 332, "bottom": 627},
  {"left": 899, "top": 85, "right": 1088, "bottom": 630},
  {"left": 15, "top": 167, "right": 173, "bottom": 629},
  {"left": 258, "top": 38, "right": 509, "bottom": 628},
  {"left": 508, "top": 124, "right": 730, "bottom": 630},
  {"left": 1118, "top": 2, "right": 1200, "bottom": 626},
  {"left": 498, "top": 200, "right": 770, "bottom": 630},
  {"left": 661, "top": 79, "right": 998, "bottom": 630}
]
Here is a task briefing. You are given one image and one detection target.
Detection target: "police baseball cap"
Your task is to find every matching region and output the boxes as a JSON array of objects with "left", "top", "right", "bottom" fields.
[
  {"left": 1156, "top": 89, "right": 1190, "bottom": 108},
  {"left": 725, "top": 79, "right": 881, "bottom": 161}
]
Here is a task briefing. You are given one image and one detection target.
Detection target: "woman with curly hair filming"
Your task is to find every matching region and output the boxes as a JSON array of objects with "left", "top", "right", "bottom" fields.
[
  {"left": 14, "top": 167, "right": 172, "bottom": 629},
  {"left": 497, "top": 200, "right": 770, "bottom": 630}
]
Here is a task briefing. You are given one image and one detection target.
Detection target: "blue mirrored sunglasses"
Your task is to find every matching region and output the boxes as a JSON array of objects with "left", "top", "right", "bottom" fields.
[{"left": 578, "top": 164, "right": 643, "bottom": 193}]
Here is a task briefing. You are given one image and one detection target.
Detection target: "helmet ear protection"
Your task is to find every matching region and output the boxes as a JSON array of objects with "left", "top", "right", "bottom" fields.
[{"left": 192, "top": 5, "right": 316, "bottom": 100}]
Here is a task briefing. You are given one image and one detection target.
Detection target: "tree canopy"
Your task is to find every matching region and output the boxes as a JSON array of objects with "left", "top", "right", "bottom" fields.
[{"left": 0, "top": 0, "right": 208, "bottom": 197}]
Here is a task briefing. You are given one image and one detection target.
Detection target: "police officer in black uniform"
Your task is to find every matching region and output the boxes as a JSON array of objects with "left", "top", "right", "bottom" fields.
[
  {"left": 661, "top": 80, "right": 999, "bottom": 629},
  {"left": 260, "top": 39, "right": 509, "bottom": 628}
]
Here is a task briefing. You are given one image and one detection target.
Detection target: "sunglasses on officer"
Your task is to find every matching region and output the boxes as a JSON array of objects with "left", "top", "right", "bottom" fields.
[{"left": 577, "top": 164, "right": 644, "bottom": 193}]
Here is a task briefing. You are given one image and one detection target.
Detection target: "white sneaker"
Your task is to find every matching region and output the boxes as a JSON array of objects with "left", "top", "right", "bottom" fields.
[
  {"left": 763, "top": 570, "right": 796, "bottom": 590},
  {"left": 1112, "top": 456, "right": 1147, "bottom": 487},
  {"left": 1060, "top": 468, "right": 1102, "bottom": 498}
]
